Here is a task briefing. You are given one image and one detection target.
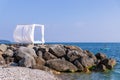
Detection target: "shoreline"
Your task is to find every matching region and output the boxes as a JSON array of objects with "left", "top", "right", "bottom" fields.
[{"left": 0, "top": 43, "right": 117, "bottom": 80}]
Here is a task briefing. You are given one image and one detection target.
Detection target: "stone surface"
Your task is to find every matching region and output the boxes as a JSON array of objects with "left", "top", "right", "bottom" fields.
[
  {"left": 64, "top": 45, "right": 83, "bottom": 52},
  {"left": 0, "top": 55, "right": 5, "bottom": 65},
  {"left": 0, "top": 44, "right": 7, "bottom": 52},
  {"left": 17, "top": 47, "right": 37, "bottom": 58},
  {"left": 18, "top": 54, "right": 36, "bottom": 68},
  {"left": 79, "top": 57, "right": 95, "bottom": 68},
  {"left": 46, "top": 59, "right": 78, "bottom": 72},
  {"left": 4, "top": 49, "right": 14, "bottom": 57},
  {"left": 96, "top": 64, "right": 107, "bottom": 71},
  {"left": 66, "top": 50, "right": 83, "bottom": 62},
  {"left": 73, "top": 60, "right": 84, "bottom": 71},
  {"left": 43, "top": 51, "right": 57, "bottom": 60},
  {"left": 99, "top": 58, "right": 116, "bottom": 69},
  {"left": 35, "top": 57, "right": 45, "bottom": 66},
  {"left": 36, "top": 50, "right": 43, "bottom": 57},
  {"left": 95, "top": 53, "right": 107, "bottom": 60},
  {"left": 37, "top": 48, "right": 46, "bottom": 53},
  {"left": 83, "top": 50, "right": 97, "bottom": 61},
  {"left": 49, "top": 45, "right": 66, "bottom": 58}
]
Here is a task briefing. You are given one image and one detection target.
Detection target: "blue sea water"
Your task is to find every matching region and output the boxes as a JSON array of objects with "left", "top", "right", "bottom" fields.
[{"left": 49, "top": 42, "right": 120, "bottom": 80}]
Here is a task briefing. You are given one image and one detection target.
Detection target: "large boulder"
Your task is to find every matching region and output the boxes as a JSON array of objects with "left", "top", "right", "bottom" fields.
[
  {"left": 4, "top": 49, "right": 14, "bottom": 57},
  {"left": 66, "top": 50, "right": 84, "bottom": 62},
  {"left": 64, "top": 45, "right": 83, "bottom": 52},
  {"left": 83, "top": 50, "right": 97, "bottom": 62},
  {"left": 66, "top": 49, "right": 87, "bottom": 62},
  {"left": 96, "top": 64, "right": 107, "bottom": 71},
  {"left": 79, "top": 56, "right": 95, "bottom": 68},
  {"left": 46, "top": 59, "right": 78, "bottom": 72},
  {"left": 36, "top": 50, "right": 43, "bottom": 57},
  {"left": 99, "top": 58, "right": 116, "bottom": 69},
  {"left": 33, "top": 46, "right": 39, "bottom": 53},
  {"left": 0, "top": 55, "right": 5, "bottom": 65},
  {"left": 95, "top": 53, "right": 107, "bottom": 60},
  {"left": 18, "top": 54, "right": 36, "bottom": 68},
  {"left": 0, "top": 44, "right": 7, "bottom": 52},
  {"left": 15, "top": 47, "right": 37, "bottom": 68},
  {"left": 73, "top": 60, "right": 84, "bottom": 71},
  {"left": 17, "top": 47, "right": 37, "bottom": 59},
  {"left": 35, "top": 57, "right": 45, "bottom": 66},
  {"left": 49, "top": 45, "right": 66, "bottom": 57},
  {"left": 43, "top": 51, "right": 57, "bottom": 60},
  {"left": 37, "top": 48, "right": 46, "bottom": 54}
]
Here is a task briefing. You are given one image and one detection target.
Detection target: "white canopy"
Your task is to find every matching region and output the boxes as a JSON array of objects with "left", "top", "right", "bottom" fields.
[{"left": 13, "top": 24, "right": 45, "bottom": 44}]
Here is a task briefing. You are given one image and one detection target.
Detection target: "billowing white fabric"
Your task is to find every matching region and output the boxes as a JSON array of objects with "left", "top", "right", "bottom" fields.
[{"left": 13, "top": 24, "right": 45, "bottom": 44}]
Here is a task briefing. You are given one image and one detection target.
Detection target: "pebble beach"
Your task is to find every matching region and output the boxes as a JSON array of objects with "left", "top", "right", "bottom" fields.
[{"left": 0, "top": 66, "right": 60, "bottom": 80}]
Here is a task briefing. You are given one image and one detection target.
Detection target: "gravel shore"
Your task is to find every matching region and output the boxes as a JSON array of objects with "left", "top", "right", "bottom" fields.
[{"left": 0, "top": 66, "right": 61, "bottom": 80}]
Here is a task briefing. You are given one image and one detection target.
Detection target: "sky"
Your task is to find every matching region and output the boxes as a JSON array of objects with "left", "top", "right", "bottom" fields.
[{"left": 0, "top": 0, "right": 120, "bottom": 42}]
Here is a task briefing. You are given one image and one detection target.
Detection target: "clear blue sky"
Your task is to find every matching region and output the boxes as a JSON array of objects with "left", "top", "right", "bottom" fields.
[{"left": 0, "top": 0, "right": 120, "bottom": 42}]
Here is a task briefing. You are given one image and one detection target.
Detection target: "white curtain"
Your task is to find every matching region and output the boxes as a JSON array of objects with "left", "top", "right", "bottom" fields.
[{"left": 13, "top": 24, "right": 45, "bottom": 44}]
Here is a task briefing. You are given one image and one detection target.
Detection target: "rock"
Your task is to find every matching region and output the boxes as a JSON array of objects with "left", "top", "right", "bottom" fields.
[
  {"left": 37, "top": 48, "right": 46, "bottom": 53},
  {"left": 99, "top": 58, "right": 116, "bottom": 69},
  {"left": 36, "top": 50, "right": 43, "bottom": 57},
  {"left": 33, "top": 65, "right": 51, "bottom": 71},
  {"left": 83, "top": 67, "right": 90, "bottom": 73},
  {"left": 27, "top": 44, "right": 34, "bottom": 49},
  {"left": 0, "top": 44, "right": 7, "bottom": 52},
  {"left": 61, "top": 57, "right": 66, "bottom": 61},
  {"left": 49, "top": 45, "right": 66, "bottom": 58},
  {"left": 0, "top": 55, "right": 5, "bottom": 65},
  {"left": 83, "top": 50, "right": 97, "bottom": 61},
  {"left": 15, "top": 47, "right": 37, "bottom": 68},
  {"left": 43, "top": 45, "right": 51, "bottom": 52},
  {"left": 64, "top": 45, "right": 83, "bottom": 52},
  {"left": 73, "top": 60, "right": 84, "bottom": 71},
  {"left": 33, "top": 46, "right": 39, "bottom": 53},
  {"left": 79, "top": 57, "right": 95, "bottom": 68},
  {"left": 109, "top": 58, "right": 116, "bottom": 66},
  {"left": 66, "top": 50, "right": 85, "bottom": 62},
  {"left": 0, "top": 51, "right": 3, "bottom": 55},
  {"left": 95, "top": 53, "right": 107, "bottom": 60},
  {"left": 35, "top": 57, "right": 45, "bottom": 66},
  {"left": 10, "top": 62, "right": 18, "bottom": 66},
  {"left": 46, "top": 59, "right": 78, "bottom": 72},
  {"left": 43, "top": 51, "right": 57, "bottom": 60},
  {"left": 96, "top": 64, "right": 107, "bottom": 71},
  {"left": 4, "top": 49, "right": 14, "bottom": 57},
  {"left": 6, "top": 57, "right": 14, "bottom": 64},
  {"left": 2, "top": 54, "right": 14, "bottom": 64},
  {"left": 17, "top": 47, "right": 37, "bottom": 59},
  {"left": 7, "top": 45, "right": 17, "bottom": 51},
  {"left": 18, "top": 54, "right": 36, "bottom": 68}
]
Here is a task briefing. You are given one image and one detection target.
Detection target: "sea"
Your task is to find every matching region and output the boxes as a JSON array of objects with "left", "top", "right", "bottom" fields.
[
  {"left": 1, "top": 41, "right": 120, "bottom": 80},
  {"left": 47, "top": 42, "right": 120, "bottom": 80}
]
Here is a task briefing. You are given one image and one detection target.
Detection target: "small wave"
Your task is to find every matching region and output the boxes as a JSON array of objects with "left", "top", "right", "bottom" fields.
[{"left": 114, "top": 70, "right": 120, "bottom": 74}]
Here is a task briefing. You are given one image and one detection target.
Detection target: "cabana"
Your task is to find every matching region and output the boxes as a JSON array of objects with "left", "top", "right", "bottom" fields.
[{"left": 13, "top": 24, "right": 45, "bottom": 44}]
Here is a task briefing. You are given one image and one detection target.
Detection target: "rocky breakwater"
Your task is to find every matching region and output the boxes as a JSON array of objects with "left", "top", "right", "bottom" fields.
[{"left": 0, "top": 44, "right": 117, "bottom": 73}]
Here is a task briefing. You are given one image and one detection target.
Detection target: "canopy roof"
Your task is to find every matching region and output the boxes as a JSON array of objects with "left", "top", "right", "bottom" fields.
[{"left": 13, "top": 24, "right": 45, "bottom": 44}]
